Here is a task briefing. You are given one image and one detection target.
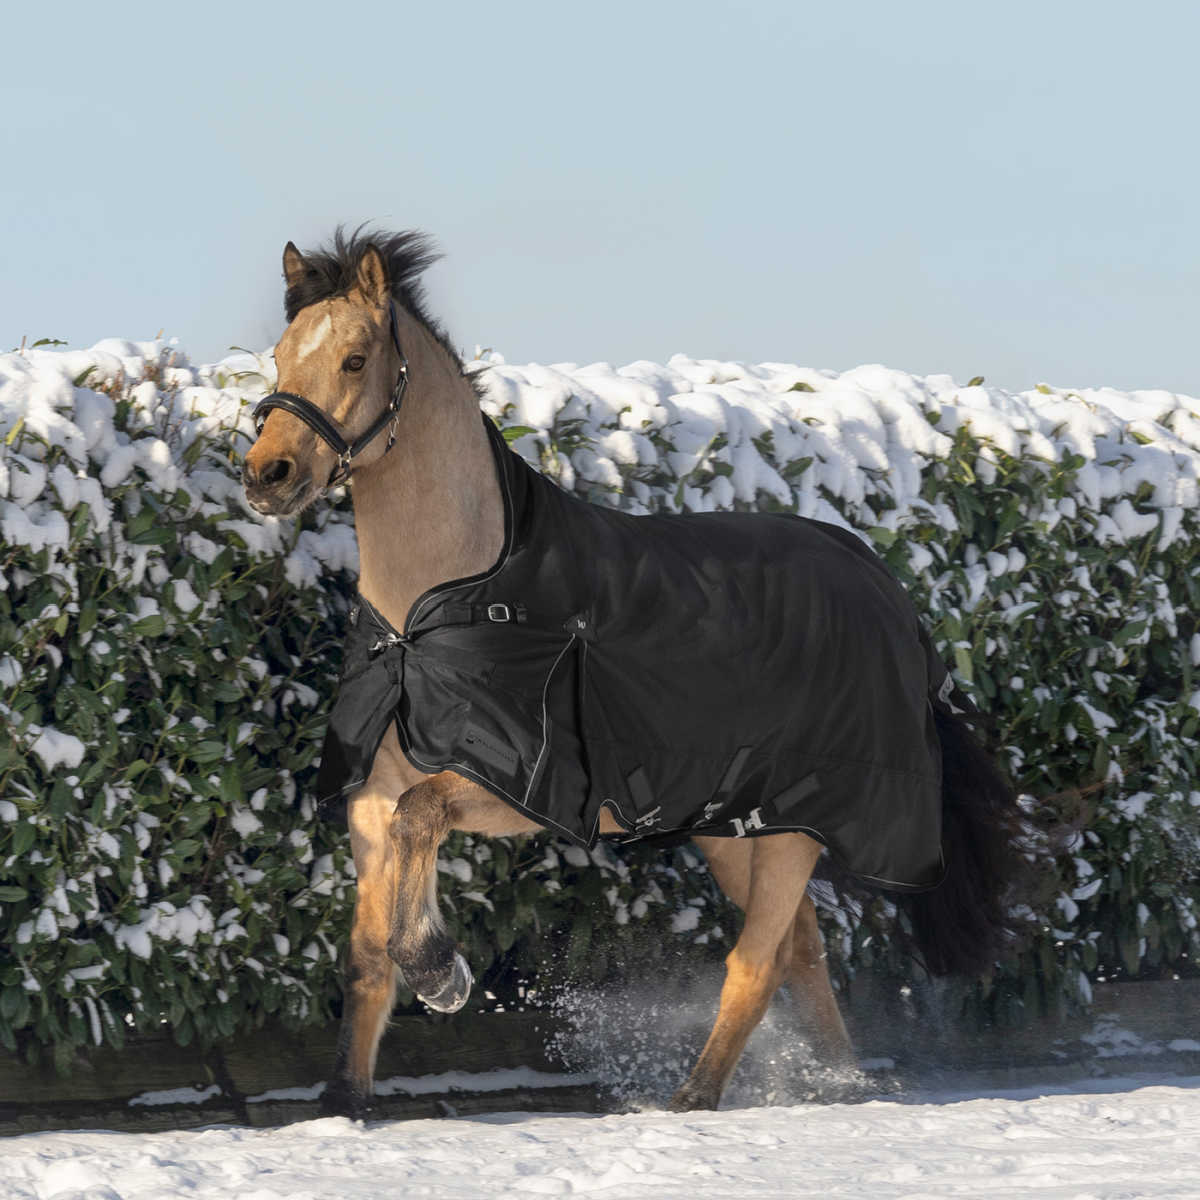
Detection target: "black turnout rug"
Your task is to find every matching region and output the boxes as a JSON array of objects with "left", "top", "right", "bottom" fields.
[{"left": 317, "top": 417, "right": 955, "bottom": 890}]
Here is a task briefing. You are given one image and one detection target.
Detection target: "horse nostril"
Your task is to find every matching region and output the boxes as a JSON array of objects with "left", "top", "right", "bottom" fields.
[
  {"left": 260, "top": 458, "right": 294, "bottom": 487},
  {"left": 241, "top": 461, "right": 259, "bottom": 487}
]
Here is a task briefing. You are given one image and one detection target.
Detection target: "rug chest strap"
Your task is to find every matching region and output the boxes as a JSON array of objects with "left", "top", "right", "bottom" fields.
[{"left": 436, "top": 601, "right": 590, "bottom": 637}]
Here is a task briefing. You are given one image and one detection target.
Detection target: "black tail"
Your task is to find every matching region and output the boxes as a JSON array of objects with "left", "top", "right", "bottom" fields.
[{"left": 895, "top": 705, "right": 1023, "bottom": 977}]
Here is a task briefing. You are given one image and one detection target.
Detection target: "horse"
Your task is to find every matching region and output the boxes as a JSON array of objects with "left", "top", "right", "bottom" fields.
[{"left": 241, "top": 228, "right": 1020, "bottom": 1115}]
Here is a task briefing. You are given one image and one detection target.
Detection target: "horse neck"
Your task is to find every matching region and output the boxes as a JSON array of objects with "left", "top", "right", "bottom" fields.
[{"left": 349, "top": 322, "right": 503, "bottom": 632}]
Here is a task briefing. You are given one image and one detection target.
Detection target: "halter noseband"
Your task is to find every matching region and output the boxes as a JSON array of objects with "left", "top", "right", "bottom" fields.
[{"left": 252, "top": 301, "right": 409, "bottom": 492}]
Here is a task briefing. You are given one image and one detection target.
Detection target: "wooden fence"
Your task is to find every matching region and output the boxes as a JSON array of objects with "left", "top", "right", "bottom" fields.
[{"left": 2, "top": 979, "right": 1197, "bottom": 1135}]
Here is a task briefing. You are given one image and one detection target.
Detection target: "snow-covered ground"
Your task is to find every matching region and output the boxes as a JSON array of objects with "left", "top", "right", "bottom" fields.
[{"left": 3, "top": 1075, "right": 1199, "bottom": 1199}]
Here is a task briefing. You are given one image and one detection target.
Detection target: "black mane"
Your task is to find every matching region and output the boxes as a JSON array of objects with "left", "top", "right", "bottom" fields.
[{"left": 284, "top": 227, "right": 466, "bottom": 373}]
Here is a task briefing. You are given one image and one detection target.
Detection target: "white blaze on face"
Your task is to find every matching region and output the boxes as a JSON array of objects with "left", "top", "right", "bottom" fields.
[{"left": 296, "top": 313, "right": 333, "bottom": 361}]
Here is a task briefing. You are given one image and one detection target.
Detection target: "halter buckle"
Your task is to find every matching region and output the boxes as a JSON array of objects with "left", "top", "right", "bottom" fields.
[{"left": 384, "top": 358, "right": 408, "bottom": 453}]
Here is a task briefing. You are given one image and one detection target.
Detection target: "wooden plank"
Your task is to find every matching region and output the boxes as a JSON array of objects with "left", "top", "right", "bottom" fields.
[
  {"left": 0, "top": 1012, "right": 564, "bottom": 1109},
  {"left": 216, "top": 1022, "right": 339, "bottom": 1100},
  {"left": 1089, "top": 979, "right": 1200, "bottom": 1040},
  {"left": 0, "top": 1099, "right": 241, "bottom": 1137},
  {"left": 243, "top": 1085, "right": 603, "bottom": 1128},
  {"left": 0, "top": 1036, "right": 218, "bottom": 1106},
  {"left": 0, "top": 1084, "right": 603, "bottom": 1137},
  {"left": 843, "top": 976, "right": 1200, "bottom": 1068},
  {"left": 219, "top": 1011, "right": 563, "bottom": 1099},
  {"left": 376, "top": 1012, "right": 564, "bottom": 1075}
]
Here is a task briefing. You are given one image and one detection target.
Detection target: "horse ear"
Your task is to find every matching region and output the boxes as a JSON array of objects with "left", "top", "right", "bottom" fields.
[
  {"left": 282, "top": 242, "right": 307, "bottom": 289},
  {"left": 356, "top": 245, "right": 390, "bottom": 308}
]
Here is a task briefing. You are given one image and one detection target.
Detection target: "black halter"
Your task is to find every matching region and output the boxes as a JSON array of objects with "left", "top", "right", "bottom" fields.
[{"left": 253, "top": 301, "right": 409, "bottom": 492}]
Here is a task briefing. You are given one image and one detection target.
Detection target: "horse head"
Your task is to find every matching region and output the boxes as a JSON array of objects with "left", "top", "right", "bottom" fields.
[{"left": 242, "top": 239, "right": 408, "bottom": 516}]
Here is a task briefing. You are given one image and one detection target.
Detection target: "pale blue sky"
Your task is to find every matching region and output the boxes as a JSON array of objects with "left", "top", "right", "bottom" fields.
[{"left": 4, "top": 1, "right": 1197, "bottom": 393}]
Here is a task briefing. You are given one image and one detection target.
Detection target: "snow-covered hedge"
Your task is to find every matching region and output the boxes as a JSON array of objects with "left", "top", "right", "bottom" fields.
[
  {"left": 0, "top": 341, "right": 729, "bottom": 1067},
  {"left": 2, "top": 339, "right": 1198, "bottom": 1066},
  {"left": 477, "top": 355, "right": 1200, "bottom": 1014}
]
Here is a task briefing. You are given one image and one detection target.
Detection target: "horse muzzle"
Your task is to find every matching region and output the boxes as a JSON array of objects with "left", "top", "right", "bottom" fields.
[{"left": 242, "top": 457, "right": 316, "bottom": 516}]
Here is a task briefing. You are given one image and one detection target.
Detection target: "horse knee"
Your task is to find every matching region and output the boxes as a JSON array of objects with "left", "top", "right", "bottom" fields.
[{"left": 388, "top": 780, "right": 450, "bottom": 847}]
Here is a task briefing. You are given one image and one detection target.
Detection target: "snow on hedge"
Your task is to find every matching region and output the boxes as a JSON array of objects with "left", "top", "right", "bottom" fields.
[
  {"left": 472, "top": 354, "right": 1199, "bottom": 535},
  {"left": 5, "top": 341, "right": 1197, "bottom": 569},
  {"left": 0, "top": 339, "right": 357, "bottom": 578},
  {"left": 1, "top": 337, "right": 1198, "bottom": 1063}
]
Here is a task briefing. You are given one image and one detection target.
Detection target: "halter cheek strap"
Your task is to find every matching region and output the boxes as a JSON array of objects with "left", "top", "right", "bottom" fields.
[{"left": 252, "top": 300, "right": 409, "bottom": 492}]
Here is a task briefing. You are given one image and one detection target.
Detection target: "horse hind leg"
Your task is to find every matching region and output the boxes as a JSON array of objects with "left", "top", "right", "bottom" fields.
[
  {"left": 671, "top": 832, "right": 824, "bottom": 1112},
  {"left": 783, "top": 893, "right": 855, "bottom": 1067},
  {"left": 697, "top": 838, "right": 855, "bottom": 1071},
  {"left": 386, "top": 773, "right": 472, "bottom": 1012}
]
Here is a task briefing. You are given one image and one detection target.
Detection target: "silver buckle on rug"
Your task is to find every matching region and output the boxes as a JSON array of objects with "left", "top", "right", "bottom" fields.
[
  {"left": 730, "top": 808, "right": 765, "bottom": 837},
  {"left": 487, "top": 603, "right": 512, "bottom": 623},
  {"left": 371, "top": 632, "right": 407, "bottom": 652}
]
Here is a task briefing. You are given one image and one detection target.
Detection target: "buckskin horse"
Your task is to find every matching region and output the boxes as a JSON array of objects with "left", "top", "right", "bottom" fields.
[{"left": 241, "top": 229, "right": 1019, "bottom": 1115}]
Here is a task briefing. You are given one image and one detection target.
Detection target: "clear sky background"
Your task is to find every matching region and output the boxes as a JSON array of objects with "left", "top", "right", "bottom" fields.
[{"left": 3, "top": 1, "right": 1197, "bottom": 394}]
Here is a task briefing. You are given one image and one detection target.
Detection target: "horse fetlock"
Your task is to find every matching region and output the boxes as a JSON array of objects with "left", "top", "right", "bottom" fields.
[{"left": 387, "top": 923, "right": 447, "bottom": 972}]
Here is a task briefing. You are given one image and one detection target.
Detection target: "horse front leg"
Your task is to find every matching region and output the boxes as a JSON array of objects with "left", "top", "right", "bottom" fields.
[
  {"left": 320, "top": 791, "right": 397, "bottom": 1116},
  {"left": 321, "top": 732, "right": 423, "bottom": 1117},
  {"left": 386, "top": 773, "right": 472, "bottom": 1012}
]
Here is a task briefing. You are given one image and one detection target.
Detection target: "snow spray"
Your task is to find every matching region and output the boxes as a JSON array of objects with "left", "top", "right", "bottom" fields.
[{"left": 546, "top": 963, "right": 875, "bottom": 1110}]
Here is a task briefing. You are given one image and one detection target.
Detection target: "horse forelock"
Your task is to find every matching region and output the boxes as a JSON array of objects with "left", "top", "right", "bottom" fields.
[
  {"left": 283, "top": 226, "right": 442, "bottom": 324},
  {"left": 280, "top": 224, "right": 485, "bottom": 401}
]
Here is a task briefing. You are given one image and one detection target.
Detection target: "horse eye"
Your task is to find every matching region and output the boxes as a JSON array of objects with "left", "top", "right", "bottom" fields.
[{"left": 343, "top": 354, "right": 366, "bottom": 373}]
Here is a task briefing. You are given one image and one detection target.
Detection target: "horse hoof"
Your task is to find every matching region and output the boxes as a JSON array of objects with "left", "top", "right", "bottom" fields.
[
  {"left": 418, "top": 951, "right": 472, "bottom": 1013},
  {"left": 320, "top": 1081, "right": 375, "bottom": 1120},
  {"left": 667, "top": 1085, "right": 719, "bottom": 1113}
]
